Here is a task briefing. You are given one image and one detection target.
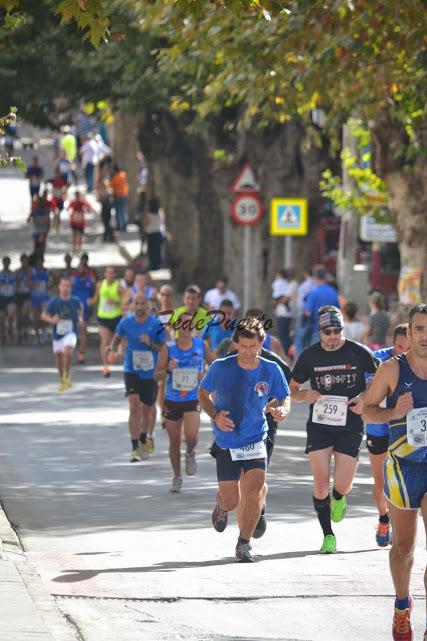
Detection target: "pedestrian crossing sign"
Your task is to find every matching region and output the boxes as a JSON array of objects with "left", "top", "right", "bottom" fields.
[{"left": 270, "top": 198, "right": 308, "bottom": 236}]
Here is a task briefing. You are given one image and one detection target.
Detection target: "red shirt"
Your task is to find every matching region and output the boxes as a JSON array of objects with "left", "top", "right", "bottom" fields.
[{"left": 69, "top": 199, "right": 91, "bottom": 229}]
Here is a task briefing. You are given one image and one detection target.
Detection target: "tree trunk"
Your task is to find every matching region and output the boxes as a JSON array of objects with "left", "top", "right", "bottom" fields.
[{"left": 112, "top": 112, "right": 139, "bottom": 220}]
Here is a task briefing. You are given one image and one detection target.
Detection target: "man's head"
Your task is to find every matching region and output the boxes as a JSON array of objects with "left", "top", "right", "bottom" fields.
[
  {"left": 123, "top": 268, "right": 135, "bottom": 288},
  {"left": 104, "top": 265, "right": 116, "bottom": 282},
  {"left": 81, "top": 253, "right": 89, "bottom": 266},
  {"left": 318, "top": 305, "right": 344, "bottom": 351},
  {"left": 75, "top": 190, "right": 81, "bottom": 200},
  {"left": 313, "top": 265, "right": 327, "bottom": 283},
  {"left": 76, "top": 261, "right": 86, "bottom": 277},
  {"left": 133, "top": 292, "right": 148, "bottom": 318},
  {"left": 158, "top": 284, "right": 174, "bottom": 308},
  {"left": 59, "top": 277, "right": 72, "bottom": 299},
  {"left": 219, "top": 299, "right": 234, "bottom": 323},
  {"left": 369, "top": 291, "right": 385, "bottom": 311},
  {"left": 215, "top": 276, "right": 228, "bottom": 293},
  {"left": 233, "top": 318, "right": 265, "bottom": 361},
  {"left": 31, "top": 156, "right": 39, "bottom": 166},
  {"left": 2, "top": 255, "right": 11, "bottom": 270},
  {"left": 134, "top": 273, "right": 147, "bottom": 292},
  {"left": 183, "top": 285, "right": 201, "bottom": 312},
  {"left": 392, "top": 323, "right": 410, "bottom": 355},
  {"left": 343, "top": 301, "right": 358, "bottom": 322},
  {"left": 408, "top": 304, "right": 427, "bottom": 358},
  {"left": 177, "top": 311, "right": 194, "bottom": 338},
  {"left": 20, "top": 253, "right": 29, "bottom": 268},
  {"left": 64, "top": 253, "right": 72, "bottom": 267}
]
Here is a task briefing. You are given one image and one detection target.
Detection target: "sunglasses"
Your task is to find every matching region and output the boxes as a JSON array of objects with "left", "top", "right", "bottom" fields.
[
  {"left": 321, "top": 327, "right": 342, "bottom": 336},
  {"left": 159, "top": 292, "right": 172, "bottom": 296}
]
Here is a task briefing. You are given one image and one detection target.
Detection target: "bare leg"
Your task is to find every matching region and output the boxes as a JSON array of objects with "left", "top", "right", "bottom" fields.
[
  {"left": 333, "top": 451, "right": 358, "bottom": 496},
  {"left": 98, "top": 325, "right": 112, "bottom": 368},
  {"left": 309, "top": 447, "right": 333, "bottom": 498},
  {"left": 79, "top": 320, "right": 87, "bottom": 356},
  {"left": 63, "top": 346, "right": 73, "bottom": 377},
  {"left": 140, "top": 402, "right": 152, "bottom": 438},
  {"left": 237, "top": 469, "right": 267, "bottom": 540},
  {"left": 128, "top": 395, "right": 141, "bottom": 440},
  {"left": 183, "top": 411, "right": 200, "bottom": 454},
  {"left": 55, "top": 353, "right": 64, "bottom": 378},
  {"left": 165, "top": 418, "right": 183, "bottom": 477},
  {"left": 388, "top": 500, "right": 418, "bottom": 599},
  {"left": 147, "top": 405, "right": 156, "bottom": 437}
]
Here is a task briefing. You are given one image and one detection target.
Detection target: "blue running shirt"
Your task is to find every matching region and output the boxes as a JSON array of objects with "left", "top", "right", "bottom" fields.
[
  {"left": 117, "top": 314, "right": 166, "bottom": 379},
  {"left": 45, "top": 296, "right": 81, "bottom": 339},
  {"left": 165, "top": 337, "right": 205, "bottom": 402},
  {"left": 365, "top": 346, "right": 394, "bottom": 437},
  {"left": 200, "top": 354, "right": 289, "bottom": 449}
]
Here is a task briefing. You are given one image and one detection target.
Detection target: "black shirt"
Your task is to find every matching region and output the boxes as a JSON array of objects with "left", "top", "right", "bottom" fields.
[{"left": 291, "top": 339, "right": 377, "bottom": 430}]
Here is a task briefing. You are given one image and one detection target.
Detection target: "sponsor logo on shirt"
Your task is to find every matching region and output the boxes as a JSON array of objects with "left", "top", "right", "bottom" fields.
[{"left": 254, "top": 381, "right": 269, "bottom": 397}]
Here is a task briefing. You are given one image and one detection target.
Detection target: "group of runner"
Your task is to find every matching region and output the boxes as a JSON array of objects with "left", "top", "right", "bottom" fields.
[{"left": 32, "top": 265, "right": 427, "bottom": 641}]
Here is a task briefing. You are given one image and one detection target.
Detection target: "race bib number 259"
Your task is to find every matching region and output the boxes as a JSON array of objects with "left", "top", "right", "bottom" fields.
[{"left": 313, "top": 395, "right": 348, "bottom": 427}]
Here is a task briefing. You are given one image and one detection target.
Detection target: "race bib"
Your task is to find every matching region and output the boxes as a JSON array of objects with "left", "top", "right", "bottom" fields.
[
  {"left": 313, "top": 395, "right": 348, "bottom": 427},
  {"left": 172, "top": 368, "right": 199, "bottom": 392},
  {"left": 230, "top": 439, "right": 267, "bottom": 461},
  {"left": 407, "top": 407, "right": 427, "bottom": 448},
  {"left": 132, "top": 350, "right": 154, "bottom": 371},
  {"left": 57, "top": 319, "right": 73, "bottom": 335},
  {"left": 1, "top": 284, "right": 14, "bottom": 297},
  {"left": 102, "top": 300, "right": 117, "bottom": 314}
]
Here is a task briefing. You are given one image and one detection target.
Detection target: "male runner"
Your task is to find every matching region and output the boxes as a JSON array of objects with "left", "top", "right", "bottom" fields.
[
  {"left": 155, "top": 311, "right": 215, "bottom": 492},
  {"left": 290, "top": 305, "right": 377, "bottom": 553},
  {"left": 72, "top": 262, "right": 95, "bottom": 363},
  {"left": 199, "top": 319, "right": 289, "bottom": 562},
  {"left": 108, "top": 293, "right": 166, "bottom": 462},
  {"left": 363, "top": 304, "right": 427, "bottom": 641},
  {"left": 41, "top": 278, "right": 82, "bottom": 391},
  {"left": 365, "top": 324, "right": 410, "bottom": 547}
]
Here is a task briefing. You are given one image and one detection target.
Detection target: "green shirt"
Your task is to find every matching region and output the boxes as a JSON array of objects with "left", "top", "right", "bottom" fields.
[{"left": 170, "top": 306, "right": 210, "bottom": 333}]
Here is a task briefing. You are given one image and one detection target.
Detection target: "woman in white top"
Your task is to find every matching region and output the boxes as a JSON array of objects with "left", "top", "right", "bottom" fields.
[{"left": 342, "top": 301, "right": 366, "bottom": 344}]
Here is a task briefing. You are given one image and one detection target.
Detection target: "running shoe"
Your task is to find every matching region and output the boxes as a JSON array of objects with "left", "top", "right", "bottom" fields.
[
  {"left": 331, "top": 495, "right": 346, "bottom": 522},
  {"left": 78, "top": 353, "right": 85, "bottom": 364},
  {"left": 376, "top": 521, "right": 392, "bottom": 547},
  {"left": 103, "top": 366, "right": 110, "bottom": 378},
  {"left": 235, "top": 540, "right": 254, "bottom": 563},
  {"left": 64, "top": 376, "right": 73, "bottom": 388},
  {"left": 252, "top": 505, "right": 267, "bottom": 539},
  {"left": 130, "top": 448, "right": 141, "bottom": 463},
  {"left": 170, "top": 476, "right": 182, "bottom": 493},
  {"left": 212, "top": 500, "right": 228, "bottom": 532},
  {"left": 58, "top": 380, "right": 66, "bottom": 392},
  {"left": 139, "top": 442, "right": 150, "bottom": 460},
  {"left": 147, "top": 437, "right": 155, "bottom": 455},
  {"left": 320, "top": 534, "right": 337, "bottom": 554},
  {"left": 392, "top": 597, "right": 414, "bottom": 641},
  {"left": 185, "top": 451, "right": 197, "bottom": 476}
]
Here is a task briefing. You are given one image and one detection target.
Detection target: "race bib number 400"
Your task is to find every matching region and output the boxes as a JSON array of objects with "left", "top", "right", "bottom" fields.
[
  {"left": 313, "top": 395, "right": 348, "bottom": 427},
  {"left": 407, "top": 407, "right": 427, "bottom": 448},
  {"left": 132, "top": 350, "right": 154, "bottom": 371},
  {"left": 172, "top": 368, "right": 199, "bottom": 392},
  {"left": 229, "top": 440, "right": 267, "bottom": 461},
  {"left": 57, "top": 319, "right": 73, "bottom": 335}
]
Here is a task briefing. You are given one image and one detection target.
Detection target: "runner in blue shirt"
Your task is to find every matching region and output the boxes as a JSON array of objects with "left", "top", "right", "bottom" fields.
[
  {"left": 41, "top": 278, "right": 82, "bottom": 391},
  {"left": 201, "top": 299, "right": 236, "bottom": 353},
  {"left": 365, "top": 323, "right": 410, "bottom": 547},
  {"left": 109, "top": 293, "right": 166, "bottom": 463},
  {"left": 72, "top": 262, "right": 95, "bottom": 363},
  {"left": 199, "top": 318, "right": 290, "bottom": 563},
  {"left": 155, "top": 311, "right": 215, "bottom": 492}
]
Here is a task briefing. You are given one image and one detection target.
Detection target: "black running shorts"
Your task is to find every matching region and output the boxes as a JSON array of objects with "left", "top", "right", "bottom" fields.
[
  {"left": 305, "top": 424, "right": 363, "bottom": 459},
  {"left": 163, "top": 399, "right": 200, "bottom": 421},
  {"left": 366, "top": 433, "right": 389, "bottom": 456},
  {"left": 124, "top": 373, "right": 158, "bottom": 406},
  {"left": 211, "top": 442, "right": 267, "bottom": 482}
]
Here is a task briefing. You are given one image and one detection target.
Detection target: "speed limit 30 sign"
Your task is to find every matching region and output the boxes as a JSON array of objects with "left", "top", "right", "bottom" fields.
[{"left": 231, "top": 191, "right": 264, "bottom": 226}]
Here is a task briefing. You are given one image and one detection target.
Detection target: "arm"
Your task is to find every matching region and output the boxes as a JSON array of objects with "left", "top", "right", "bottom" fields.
[
  {"left": 87, "top": 282, "right": 100, "bottom": 306},
  {"left": 289, "top": 378, "right": 322, "bottom": 404},
  {"left": 204, "top": 340, "right": 216, "bottom": 365},
  {"left": 362, "top": 360, "right": 413, "bottom": 423},
  {"left": 41, "top": 308, "right": 59, "bottom": 325},
  {"left": 107, "top": 332, "right": 125, "bottom": 355},
  {"left": 154, "top": 344, "right": 169, "bottom": 382},
  {"left": 121, "top": 289, "right": 132, "bottom": 314},
  {"left": 266, "top": 396, "right": 291, "bottom": 422},
  {"left": 198, "top": 387, "right": 235, "bottom": 431}
]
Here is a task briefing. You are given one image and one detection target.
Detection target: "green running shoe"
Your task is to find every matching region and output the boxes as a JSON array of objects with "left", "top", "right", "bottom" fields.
[
  {"left": 331, "top": 495, "right": 346, "bottom": 522},
  {"left": 320, "top": 534, "right": 337, "bottom": 554}
]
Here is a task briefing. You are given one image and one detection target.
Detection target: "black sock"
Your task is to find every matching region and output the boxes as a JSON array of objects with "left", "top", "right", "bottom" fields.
[
  {"left": 238, "top": 535, "right": 250, "bottom": 545},
  {"left": 332, "top": 488, "right": 343, "bottom": 501},
  {"left": 313, "top": 495, "right": 334, "bottom": 536},
  {"left": 131, "top": 439, "right": 139, "bottom": 449},
  {"left": 379, "top": 513, "right": 389, "bottom": 524},
  {"left": 139, "top": 432, "right": 147, "bottom": 444},
  {"left": 260, "top": 504, "right": 266, "bottom": 517}
]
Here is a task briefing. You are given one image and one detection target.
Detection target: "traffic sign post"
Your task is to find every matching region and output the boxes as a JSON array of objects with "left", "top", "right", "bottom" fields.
[
  {"left": 231, "top": 192, "right": 264, "bottom": 226},
  {"left": 270, "top": 198, "right": 308, "bottom": 268}
]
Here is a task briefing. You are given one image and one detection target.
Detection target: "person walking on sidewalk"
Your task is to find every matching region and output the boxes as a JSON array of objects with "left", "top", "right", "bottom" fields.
[
  {"left": 89, "top": 266, "right": 125, "bottom": 377},
  {"left": 199, "top": 319, "right": 289, "bottom": 562},
  {"left": 42, "top": 278, "right": 82, "bottom": 391},
  {"left": 363, "top": 304, "right": 427, "bottom": 641},
  {"left": 289, "top": 305, "right": 378, "bottom": 554},
  {"left": 155, "top": 311, "right": 215, "bottom": 492},
  {"left": 108, "top": 292, "right": 166, "bottom": 463},
  {"left": 110, "top": 164, "right": 129, "bottom": 232}
]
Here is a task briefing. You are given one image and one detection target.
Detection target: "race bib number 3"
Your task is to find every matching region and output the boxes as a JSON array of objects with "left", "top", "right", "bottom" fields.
[
  {"left": 407, "top": 407, "right": 427, "bottom": 448},
  {"left": 132, "top": 350, "right": 154, "bottom": 371},
  {"left": 57, "top": 319, "right": 73, "bottom": 335},
  {"left": 172, "top": 368, "right": 199, "bottom": 392},
  {"left": 229, "top": 440, "right": 267, "bottom": 461},
  {"left": 313, "top": 395, "right": 348, "bottom": 427}
]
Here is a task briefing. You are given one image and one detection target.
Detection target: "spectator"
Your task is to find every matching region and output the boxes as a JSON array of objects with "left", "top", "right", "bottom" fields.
[
  {"left": 110, "top": 164, "right": 129, "bottom": 232},
  {"left": 204, "top": 276, "right": 240, "bottom": 312},
  {"left": 365, "top": 291, "right": 390, "bottom": 350},
  {"left": 272, "top": 268, "right": 297, "bottom": 355},
  {"left": 304, "top": 264, "right": 340, "bottom": 345},
  {"left": 294, "top": 267, "right": 315, "bottom": 358},
  {"left": 80, "top": 133, "right": 97, "bottom": 193},
  {"left": 96, "top": 160, "right": 114, "bottom": 242},
  {"left": 144, "top": 198, "right": 164, "bottom": 271},
  {"left": 342, "top": 301, "right": 366, "bottom": 343}
]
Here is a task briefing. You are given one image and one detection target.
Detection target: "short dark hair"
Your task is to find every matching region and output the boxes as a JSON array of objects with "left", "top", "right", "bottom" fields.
[
  {"left": 233, "top": 317, "right": 265, "bottom": 343},
  {"left": 409, "top": 304, "right": 427, "bottom": 326},
  {"left": 343, "top": 301, "right": 358, "bottom": 321},
  {"left": 184, "top": 285, "right": 201, "bottom": 296},
  {"left": 220, "top": 299, "right": 233, "bottom": 308},
  {"left": 217, "top": 275, "right": 228, "bottom": 285},
  {"left": 245, "top": 307, "right": 264, "bottom": 318},
  {"left": 392, "top": 323, "right": 409, "bottom": 342},
  {"left": 148, "top": 197, "right": 160, "bottom": 213},
  {"left": 313, "top": 265, "right": 326, "bottom": 281}
]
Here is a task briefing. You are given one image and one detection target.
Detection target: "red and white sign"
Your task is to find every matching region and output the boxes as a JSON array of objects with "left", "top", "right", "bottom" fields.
[
  {"left": 231, "top": 192, "right": 264, "bottom": 226},
  {"left": 231, "top": 163, "right": 259, "bottom": 193}
]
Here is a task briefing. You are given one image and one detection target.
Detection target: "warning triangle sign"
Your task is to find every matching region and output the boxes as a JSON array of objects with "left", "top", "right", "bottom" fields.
[
  {"left": 231, "top": 163, "right": 259, "bottom": 193},
  {"left": 279, "top": 206, "right": 298, "bottom": 225}
]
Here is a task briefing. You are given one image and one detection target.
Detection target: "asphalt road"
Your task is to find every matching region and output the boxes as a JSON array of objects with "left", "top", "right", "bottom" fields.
[{"left": 0, "top": 355, "right": 425, "bottom": 641}]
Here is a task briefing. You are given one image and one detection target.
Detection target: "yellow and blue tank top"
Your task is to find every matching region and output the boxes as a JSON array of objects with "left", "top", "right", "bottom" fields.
[
  {"left": 97, "top": 279, "right": 121, "bottom": 319},
  {"left": 165, "top": 337, "right": 205, "bottom": 402},
  {"left": 387, "top": 353, "right": 427, "bottom": 463}
]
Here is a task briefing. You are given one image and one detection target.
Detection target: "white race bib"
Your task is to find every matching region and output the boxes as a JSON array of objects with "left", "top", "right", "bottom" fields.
[
  {"left": 229, "top": 439, "right": 267, "bottom": 461},
  {"left": 313, "top": 395, "right": 348, "bottom": 427},
  {"left": 102, "top": 300, "right": 117, "bottom": 314},
  {"left": 172, "top": 368, "right": 199, "bottom": 392},
  {"left": 407, "top": 407, "right": 427, "bottom": 448},
  {"left": 57, "top": 319, "right": 73, "bottom": 335},
  {"left": 132, "top": 350, "right": 154, "bottom": 371}
]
